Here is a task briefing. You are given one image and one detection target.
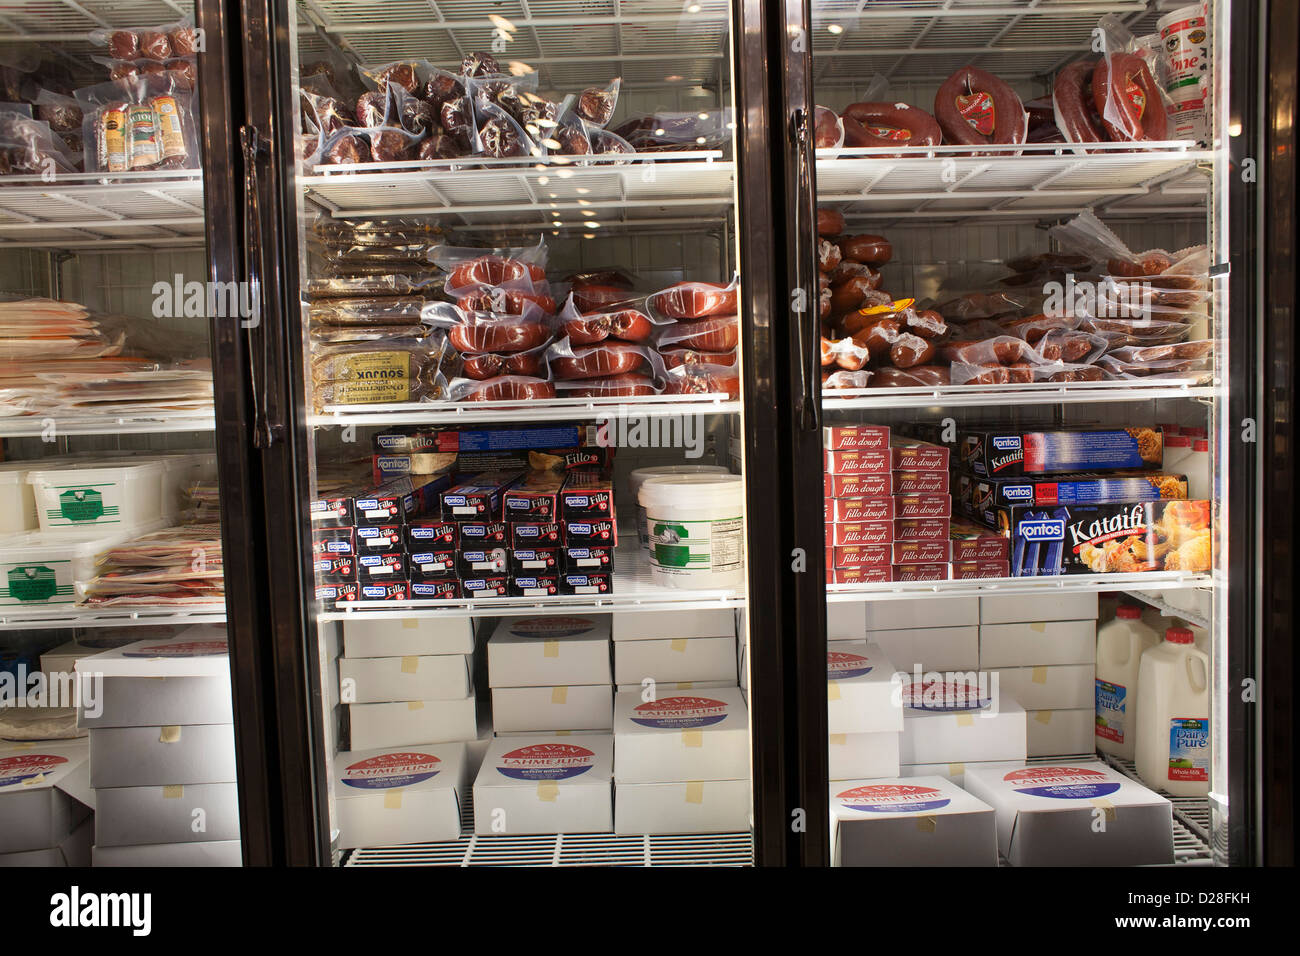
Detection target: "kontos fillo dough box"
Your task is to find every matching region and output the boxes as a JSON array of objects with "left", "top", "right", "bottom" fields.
[
  {"left": 964, "top": 762, "right": 1174, "bottom": 866},
  {"left": 334, "top": 743, "right": 469, "bottom": 849},
  {"left": 830, "top": 776, "right": 997, "bottom": 867},
  {"left": 613, "top": 686, "right": 749, "bottom": 784},
  {"left": 473, "top": 734, "right": 613, "bottom": 835}
]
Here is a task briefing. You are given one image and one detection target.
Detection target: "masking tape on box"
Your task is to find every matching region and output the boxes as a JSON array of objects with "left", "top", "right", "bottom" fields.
[
  {"left": 23, "top": 773, "right": 45, "bottom": 786},
  {"left": 915, "top": 815, "right": 937, "bottom": 833},
  {"left": 384, "top": 789, "right": 404, "bottom": 810},
  {"left": 827, "top": 681, "right": 841, "bottom": 701},
  {"left": 948, "top": 763, "right": 965, "bottom": 777},
  {"left": 828, "top": 734, "right": 846, "bottom": 746},
  {"left": 677, "top": 682, "right": 693, "bottom": 689},
  {"left": 537, "top": 781, "right": 559, "bottom": 802},
  {"left": 956, "top": 713, "right": 975, "bottom": 728},
  {"left": 685, "top": 782, "right": 704, "bottom": 804},
  {"left": 1034, "top": 710, "right": 1053, "bottom": 725},
  {"left": 681, "top": 730, "right": 703, "bottom": 748},
  {"left": 407, "top": 701, "right": 424, "bottom": 711},
  {"left": 556, "top": 730, "right": 571, "bottom": 736},
  {"left": 1090, "top": 798, "right": 1116, "bottom": 822},
  {"left": 551, "top": 686, "right": 568, "bottom": 704},
  {"left": 670, "top": 639, "right": 687, "bottom": 653},
  {"left": 1030, "top": 622, "right": 1046, "bottom": 633},
  {"left": 543, "top": 640, "right": 559, "bottom": 658},
  {"left": 163, "top": 785, "right": 184, "bottom": 799},
  {"left": 159, "top": 725, "right": 181, "bottom": 744},
  {"left": 1031, "top": 665, "right": 1048, "bottom": 684},
  {"left": 401, "top": 656, "right": 419, "bottom": 674},
  {"left": 401, "top": 618, "right": 419, "bottom": 629}
]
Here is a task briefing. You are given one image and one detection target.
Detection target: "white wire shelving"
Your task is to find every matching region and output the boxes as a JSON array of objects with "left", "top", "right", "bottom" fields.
[
  {"left": 826, "top": 570, "right": 1211, "bottom": 603},
  {"left": 310, "top": 393, "right": 738, "bottom": 428},
  {"left": 823, "top": 379, "right": 1218, "bottom": 412},
  {"left": 0, "top": 411, "right": 215, "bottom": 438},
  {"left": 0, "top": 603, "right": 227, "bottom": 632}
]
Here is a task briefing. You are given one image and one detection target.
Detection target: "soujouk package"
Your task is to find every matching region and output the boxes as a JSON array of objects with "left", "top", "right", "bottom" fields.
[
  {"left": 830, "top": 776, "right": 997, "bottom": 867},
  {"left": 473, "top": 734, "right": 613, "bottom": 835}
]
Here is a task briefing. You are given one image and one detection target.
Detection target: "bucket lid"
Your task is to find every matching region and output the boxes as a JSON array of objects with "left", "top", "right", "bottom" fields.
[
  {"left": 1165, "top": 627, "right": 1194, "bottom": 644},
  {"left": 638, "top": 473, "right": 743, "bottom": 508},
  {"left": 628, "top": 464, "right": 729, "bottom": 492}
]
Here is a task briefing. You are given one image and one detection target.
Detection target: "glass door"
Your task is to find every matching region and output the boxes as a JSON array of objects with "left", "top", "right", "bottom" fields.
[
  {"left": 794, "top": 0, "right": 1249, "bottom": 867},
  {"left": 246, "top": 0, "right": 796, "bottom": 866},
  {"left": 0, "top": 0, "right": 278, "bottom": 866}
]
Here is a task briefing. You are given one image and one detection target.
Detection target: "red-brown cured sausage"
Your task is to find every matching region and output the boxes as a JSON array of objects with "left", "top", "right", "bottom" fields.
[
  {"left": 1093, "top": 53, "right": 1168, "bottom": 142},
  {"left": 449, "top": 321, "right": 551, "bottom": 354},
  {"left": 649, "top": 282, "right": 737, "bottom": 319},
  {"left": 934, "top": 66, "right": 1028, "bottom": 147},
  {"left": 1053, "top": 60, "right": 1105, "bottom": 145},
  {"left": 841, "top": 102, "right": 943, "bottom": 152},
  {"left": 817, "top": 207, "right": 845, "bottom": 237},
  {"left": 462, "top": 378, "right": 556, "bottom": 401},
  {"left": 550, "top": 343, "right": 647, "bottom": 380},
  {"left": 838, "top": 234, "right": 892, "bottom": 267}
]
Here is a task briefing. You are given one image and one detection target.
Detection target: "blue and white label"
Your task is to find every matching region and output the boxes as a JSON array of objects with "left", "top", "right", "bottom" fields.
[
  {"left": 828, "top": 651, "right": 873, "bottom": 680},
  {"left": 507, "top": 617, "right": 596, "bottom": 639},
  {"left": 1019, "top": 519, "right": 1066, "bottom": 541},
  {"left": 1095, "top": 679, "right": 1127, "bottom": 744},
  {"left": 900, "top": 678, "right": 991, "bottom": 712},
  {"left": 992, "top": 436, "right": 1022, "bottom": 452},
  {"left": 568, "top": 522, "right": 593, "bottom": 535},
  {"left": 342, "top": 752, "right": 440, "bottom": 789},
  {"left": 444, "top": 495, "right": 467, "bottom": 507},
  {"left": 0, "top": 753, "right": 69, "bottom": 788},
  {"left": 496, "top": 743, "right": 595, "bottom": 780},
  {"left": 630, "top": 695, "right": 728, "bottom": 729},
  {"left": 1168, "top": 718, "right": 1210, "bottom": 783},
  {"left": 1002, "top": 485, "right": 1033, "bottom": 503},
  {"left": 1004, "top": 766, "right": 1121, "bottom": 800},
  {"left": 835, "top": 784, "right": 951, "bottom": 814}
]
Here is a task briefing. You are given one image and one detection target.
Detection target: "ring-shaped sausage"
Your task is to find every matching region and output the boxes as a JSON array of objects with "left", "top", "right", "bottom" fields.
[
  {"left": 934, "top": 66, "right": 1028, "bottom": 148},
  {"left": 841, "top": 102, "right": 943, "bottom": 154},
  {"left": 1092, "top": 53, "right": 1168, "bottom": 142}
]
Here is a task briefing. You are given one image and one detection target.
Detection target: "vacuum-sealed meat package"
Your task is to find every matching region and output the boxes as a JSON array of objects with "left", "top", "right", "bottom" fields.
[
  {"left": 648, "top": 278, "right": 739, "bottom": 320},
  {"left": 547, "top": 339, "right": 653, "bottom": 381}
]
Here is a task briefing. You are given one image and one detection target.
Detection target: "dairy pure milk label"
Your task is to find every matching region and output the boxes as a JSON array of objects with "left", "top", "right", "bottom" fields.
[
  {"left": 630, "top": 695, "right": 729, "bottom": 729},
  {"left": 341, "top": 752, "right": 441, "bottom": 789},
  {"left": 835, "top": 784, "right": 951, "bottom": 814},
  {"left": 900, "top": 677, "right": 992, "bottom": 712},
  {"left": 1002, "top": 766, "right": 1120, "bottom": 800},
  {"left": 1095, "top": 679, "right": 1128, "bottom": 743},
  {"left": 1168, "top": 718, "right": 1210, "bottom": 782},
  {"left": 508, "top": 616, "right": 597, "bottom": 639},
  {"left": 828, "top": 651, "right": 874, "bottom": 680},
  {"left": 123, "top": 640, "right": 227, "bottom": 657},
  {"left": 0, "top": 752, "right": 68, "bottom": 787},
  {"left": 497, "top": 743, "right": 595, "bottom": 780}
]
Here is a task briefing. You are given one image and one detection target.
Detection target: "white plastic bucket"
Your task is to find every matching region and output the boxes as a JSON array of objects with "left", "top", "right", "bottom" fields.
[
  {"left": 628, "top": 465, "right": 730, "bottom": 552},
  {"left": 0, "top": 462, "right": 39, "bottom": 534},
  {"left": 638, "top": 473, "right": 744, "bottom": 590},
  {"left": 0, "top": 528, "right": 137, "bottom": 605},
  {"left": 26, "top": 458, "right": 167, "bottom": 533},
  {"left": 1158, "top": 3, "right": 1210, "bottom": 141}
]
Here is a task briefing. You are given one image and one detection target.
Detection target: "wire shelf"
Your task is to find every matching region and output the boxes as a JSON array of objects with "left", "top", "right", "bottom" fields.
[
  {"left": 0, "top": 603, "right": 227, "bottom": 632},
  {"left": 823, "top": 380, "right": 1219, "bottom": 412},
  {"left": 318, "top": 541, "right": 743, "bottom": 620},
  {"left": 1120, "top": 587, "right": 1211, "bottom": 630},
  {"left": 310, "top": 392, "right": 738, "bottom": 427},
  {"left": 1103, "top": 754, "right": 1214, "bottom": 865},
  {"left": 0, "top": 411, "right": 215, "bottom": 438},
  {"left": 826, "top": 571, "right": 1212, "bottom": 603}
]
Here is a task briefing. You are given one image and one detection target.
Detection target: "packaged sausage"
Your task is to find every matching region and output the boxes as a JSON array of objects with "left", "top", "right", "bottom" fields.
[
  {"left": 615, "top": 108, "right": 732, "bottom": 152},
  {"left": 648, "top": 277, "right": 740, "bottom": 320},
  {"left": 1093, "top": 14, "right": 1172, "bottom": 143},
  {"left": 661, "top": 359, "right": 741, "bottom": 399},
  {"left": 657, "top": 314, "right": 739, "bottom": 353},
  {"left": 822, "top": 368, "right": 873, "bottom": 390},
  {"left": 868, "top": 365, "right": 950, "bottom": 388},
  {"left": 546, "top": 338, "right": 654, "bottom": 381},
  {"left": 307, "top": 274, "right": 444, "bottom": 299},
  {"left": 840, "top": 101, "right": 943, "bottom": 155},
  {"left": 662, "top": 346, "right": 739, "bottom": 370},
  {"left": 813, "top": 105, "right": 845, "bottom": 152},
  {"left": 559, "top": 294, "right": 665, "bottom": 345},
  {"left": 309, "top": 295, "right": 434, "bottom": 327},
  {"left": 933, "top": 65, "right": 1029, "bottom": 152},
  {"left": 473, "top": 100, "right": 541, "bottom": 159},
  {"left": 574, "top": 78, "right": 621, "bottom": 128},
  {"left": 0, "top": 112, "right": 81, "bottom": 176},
  {"left": 583, "top": 125, "right": 635, "bottom": 164},
  {"left": 554, "top": 374, "right": 660, "bottom": 398},
  {"left": 359, "top": 60, "right": 423, "bottom": 97},
  {"left": 447, "top": 375, "right": 557, "bottom": 402},
  {"left": 456, "top": 343, "right": 550, "bottom": 380},
  {"left": 310, "top": 334, "right": 451, "bottom": 408}
]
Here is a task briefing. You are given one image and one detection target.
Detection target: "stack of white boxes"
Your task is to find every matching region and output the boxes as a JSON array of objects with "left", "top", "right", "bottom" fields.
[
  {"left": 487, "top": 614, "right": 612, "bottom": 733},
  {"left": 335, "top": 614, "right": 483, "bottom": 848},
  {"left": 76, "top": 626, "right": 241, "bottom": 866},
  {"left": 613, "top": 685, "right": 750, "bottom": 834},
  {"left": 611, "top": 608, "right": 738, "bottom": 691},
  {"left": 473, "top": 734, "right": 614, "bottom": 835},
  {"left": 979, "top": 593, "right": 1098, "bottom": 758},
  {"left": 341, "top": 615, "right": 478, "bottom": 752},
  {"left": 826, "top": 640, "right": 903, "bottom": 781},
  {"left": 0, "top": 738, "right": 93, "bottom": 866}
]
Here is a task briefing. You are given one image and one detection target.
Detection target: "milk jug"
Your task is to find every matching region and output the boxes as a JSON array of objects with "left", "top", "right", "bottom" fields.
[
  {"left": 1095, "top": 604, "right": 1161, "bottom": 759},
  {"left": 1135, "top": 627, "right": 1211, "bottom": 796}
]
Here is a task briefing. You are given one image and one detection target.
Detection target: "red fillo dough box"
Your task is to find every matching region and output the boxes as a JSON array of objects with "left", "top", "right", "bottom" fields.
[
  {"left": 893, "top": 493, "right": 952, "bottom": 519},
  {"left": 828, "top": 520, "right": 893, "bottom": 547},
  {"left": 823, "top": 424, "right": 890, "bottom": 451},
  {"left": 827, "top": 565, "right": 892, "bottom": 585},
  {"left": 826, "top": 496, "right": 895, "bottom": 523},
  {"left": 830, "top": 543, "right": 893, "bottom": 569},
  {"left": 892, "top": 470, "right": 949, "bottom": 494},
  {"left": 825, "top": 448, "right": 890, "bottom": 476},
  {"left": 892, "top": 518, "right": 951, "bottom": 541},
  {"left": 889, "top": 438, "right": 949, "bottom": 472},
  {"left": 891, "top": 562, "right": 949, "bottom": 582},
  {"left": 891, "top": 540, "right": 952, "bottom": 564},
  {"left": 950, "top": 522, "right": 1010, "bottom": 562},
  {"left": 825, "top": 473, "right": 892, "bottom": 498},
  {"left": 951, "top": 559, "right": 1010, "bottom": 580}
]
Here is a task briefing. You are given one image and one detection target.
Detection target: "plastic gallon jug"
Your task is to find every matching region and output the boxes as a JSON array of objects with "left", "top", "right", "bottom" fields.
[
  {"left": 639, "top": 473, "right": 744, "bottom": 589},
  {"left": 1135, "top": 627, "right": 1211, "bottom": 796},
  {"left": 628, "top": 465, "right": 729, "bottom": 552},
  {"left": 1095, "top": 604, "right": 1162, "bottom": 759}
]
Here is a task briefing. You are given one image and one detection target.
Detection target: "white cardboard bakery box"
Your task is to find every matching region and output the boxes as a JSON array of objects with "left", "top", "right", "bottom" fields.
[
  {"left": 0, "top": 739, "right": 92, "bottom": 854},
  {"left": 864, "top": 597, "right": 978, "bottom": 631},
  {"left": 612, "top": 686, "right": 749, "bottom": 784},
  {"left": 826, "top": 602, "right": 867, "bottom": 641},
  {"left": 614, "top": 636, "right": 736, "bottom": 684},
  {"left": 828, "top": 732, "right": 900, "bottom": 781},
  {"left": 93, "top": 781, "right": 240, "bottom": 847},
  {"left": 487, "top": 615, "right": 610, "bottom": 687},
  {"left": 898, "top": 675, "right": 1027, "bottom": 765},
  {"left": 964, "top": 762, "right": 1174, "bottom": 866},
  {"left": 611, "top": 608, "right": 734, "bottom": 642},
  {"left": 473, "top": 734, "right": 613, "bottom": 835},
  {"left": 978, "top": 621, "right": 1097, "bottom": 668},
  {"left": 900, "top": 760, "right": 1027, "bottom": 791},
  {"left": 0, "top": 815, "right": 92, "bottom": 867},
  {"left": 342, "top": 615, "right": 475, "bottom": 658},
  {"left": 491, "top": 685, "right": 613, "bottom": 733},
  {"left": 88, "top": 724, "right": 236, "bottom": 788},
  {"left": 78, "top": 675, "right": 233, "bottom": 728},
  {"left": 991, "top": 664, "right": 1095, "bottom": 711},
  {"left": 830, "top": 776, "right": 998, "bottom": 867},
  {"left": 869, "top": 626, "right": 979, "bottom": 672},
  {"left": 615, "top": 779, "right": 750, "bottom": 835},
  {"left": 979, "top": 592, "right": 1099, "bottom": 625},
  {"left": 348, "top": 694, "right": 477, "bottom": 750},
  {"left": 92, "top": 839, "right": 242, "bottom": 867},
  {"left": 75, "top": 625, "right": 231, "bottom": 679},
  {"left": 1026, "top": 708, "right": 1096, "bottom": 757},
  {"left": 39, "top": 640, "right": 101, "bottom": 679},
  {"left": 827, "top": 641, "right": 904, "bottom": 735},
  {"left": 339, "top": 654, "right": 471, "bottom": 703},
  {"left": 615, "top": 680, "right": 734, "bottom": 694},
  {"left": 334, "top": 743, "right": 469, "bottom": 848}
]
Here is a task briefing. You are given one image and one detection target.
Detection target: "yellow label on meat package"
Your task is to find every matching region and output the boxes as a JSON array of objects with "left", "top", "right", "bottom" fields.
[{"left": 331, "top": 351, "right": 413, "bottom": 405}]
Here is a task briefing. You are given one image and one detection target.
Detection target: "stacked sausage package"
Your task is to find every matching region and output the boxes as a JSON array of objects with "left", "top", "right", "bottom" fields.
[{"left": 823, "top": 426, "right": 956, "bottom": 583}]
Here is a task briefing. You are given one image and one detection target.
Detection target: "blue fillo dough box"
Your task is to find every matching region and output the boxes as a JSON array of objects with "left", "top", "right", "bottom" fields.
[
  {"left": 958, "top": 427, "right": 1164, "bottom": 476},
  {"left": 967, "top": 471, "right": 1188, "bottom": 510}
]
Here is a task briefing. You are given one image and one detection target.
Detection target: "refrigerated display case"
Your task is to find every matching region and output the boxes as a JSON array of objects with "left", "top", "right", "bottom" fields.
[
  {"left": 779, "top": 0, "right": 1291, "bottom": 866},
  {"left": 0, "top": 0, "right": 283, "bottom": 866}
]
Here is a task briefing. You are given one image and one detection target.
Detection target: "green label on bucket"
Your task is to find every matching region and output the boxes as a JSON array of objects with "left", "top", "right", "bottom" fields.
[
  {"left": 57, "top": 488, "right": 105, "bottom": 522},
  {"left": 648, "top": 516, "right": 743, "bottom": 576},
  {"left": 6, "top": 565, "right": 58, "bottom": 602}
]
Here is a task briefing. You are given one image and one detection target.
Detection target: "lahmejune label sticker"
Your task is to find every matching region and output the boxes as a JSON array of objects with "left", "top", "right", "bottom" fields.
[
  {"left": 631, "top": 695, "right": 729, "bottom": 729},
  {"left": 836, "top": 784, "right": 951, "bottom": 814},
  {"left": 508, "top": 616, "right": 595, "bottom": 639},
  {"left": 497, "top": 743, "right": 595, "bottom": 780},
  {"left": 0, "top": 753, "right": 68, "bottom": 787},
  {"left": 124, "top": 640, "right": 228, "bottom": 657},
  {"left": 342, "top": 752, "right": 441, "bottom": 789},
  {"left": 1004, "top": 766, "right": 1121, "bottom": 800},
  {"left": 900, "top": 678, "right": 991, "bottom": 712},
  {"left": 828, "top": 651, "right": 873, "bottom": 680}
]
